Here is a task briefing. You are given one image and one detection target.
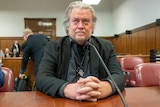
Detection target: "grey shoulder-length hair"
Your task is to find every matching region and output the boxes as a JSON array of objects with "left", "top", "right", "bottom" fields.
[{"left": 63, "top": 1, "right": 97, "bottom": 35}]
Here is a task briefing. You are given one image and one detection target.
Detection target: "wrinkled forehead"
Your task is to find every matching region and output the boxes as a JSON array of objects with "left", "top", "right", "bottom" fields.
[{"left": 70, "top": 8, "right": 93, "bottom": 19}]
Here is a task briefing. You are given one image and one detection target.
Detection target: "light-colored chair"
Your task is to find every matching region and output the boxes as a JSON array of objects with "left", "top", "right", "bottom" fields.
[
  {"left": 120, "top": 56, "right": 144, "bottom": 87},
  {"left": 0, "top": 67, "right": 14, "bottom": 92},
  {"left": 135, "top": 63, "right": 160, "bottom": 87}
]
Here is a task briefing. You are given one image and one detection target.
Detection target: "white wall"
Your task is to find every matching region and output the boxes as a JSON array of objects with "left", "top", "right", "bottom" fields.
[
  {"left": 1, "top": 0, "right": 159, "bottom": 37},
  {"left": 112, "top": 0, "right": 160, "bottom": 34},
  {"left": 0, "top": 0, "right": 112, "bottom": 37}
]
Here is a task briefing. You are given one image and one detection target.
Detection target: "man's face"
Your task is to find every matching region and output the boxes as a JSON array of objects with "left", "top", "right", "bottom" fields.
[
  {"left": 15, "top": 41, "right": 18, "bottom": 44},
  {"left": 68, "top": 8, "right": 93, "bottom": 45},
  {"left": 23, "top": 32, "right": 27, "bottom": 41}
]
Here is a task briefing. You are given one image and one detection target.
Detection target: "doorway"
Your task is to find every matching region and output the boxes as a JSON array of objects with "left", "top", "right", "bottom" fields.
[{"left": 24, "top": 18, "right": 56, "bottom": 40}]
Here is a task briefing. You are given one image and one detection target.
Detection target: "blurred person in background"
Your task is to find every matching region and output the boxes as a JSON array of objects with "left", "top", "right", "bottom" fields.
[
  {"left": 4, "top": 48, "right": 11, "bottom": 57},
  {"left": 11, "top": 40, "right": 22, "bottom": 56},
  {"left": 19, "top": 28, "right": 49, "bottom": 79}
]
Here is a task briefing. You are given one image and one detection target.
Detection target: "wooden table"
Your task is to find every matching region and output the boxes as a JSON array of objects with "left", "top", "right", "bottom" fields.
[{"left": 0, "top": 86, "right": 159, "bottom": 107}]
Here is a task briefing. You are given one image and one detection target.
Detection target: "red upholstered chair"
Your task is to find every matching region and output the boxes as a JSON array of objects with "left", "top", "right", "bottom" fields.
[
  {"left": 120, "top": 56, "right": 144, "bottom": 87},
  {"left": 0, "top": 67, "right": 14, "bottom": 92},
  {"left": 135, "top": 63, "right": 160, "bottom": 87}
]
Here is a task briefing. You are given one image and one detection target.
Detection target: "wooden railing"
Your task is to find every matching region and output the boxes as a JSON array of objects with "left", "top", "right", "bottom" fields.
[{"left": 2, "top": 57, "right": 34, "bottom": 89}]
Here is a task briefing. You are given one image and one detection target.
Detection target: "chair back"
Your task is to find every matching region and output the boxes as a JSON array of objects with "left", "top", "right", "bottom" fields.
[
  {"left": 0, "top": 67, "right": 14, "bottom": 92},
  {"left": 120, "top": 56, "right": 144, "bottom": 86},
  {"left": 135, "top": 63, "right": 160, "bottom": 87}
]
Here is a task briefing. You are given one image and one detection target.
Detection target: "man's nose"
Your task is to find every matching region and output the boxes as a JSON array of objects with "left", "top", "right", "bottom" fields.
[{"left": 77, "top": 21, "right": 84, "bottom": 29}]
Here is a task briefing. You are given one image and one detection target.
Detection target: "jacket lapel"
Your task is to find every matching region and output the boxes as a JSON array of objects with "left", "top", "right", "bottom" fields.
[{"left": 57, "top": 37, "right": 71, "bottom": 79}]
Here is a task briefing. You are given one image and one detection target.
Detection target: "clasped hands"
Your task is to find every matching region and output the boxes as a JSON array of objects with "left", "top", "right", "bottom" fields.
[{"left": 64, "top": 76, "right": 112, "bottom": 101}]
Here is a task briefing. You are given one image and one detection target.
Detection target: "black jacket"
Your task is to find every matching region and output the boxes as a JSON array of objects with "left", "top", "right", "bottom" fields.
[
  {"left": 36, "top": 36, "right": 125, "bottom": 97},
  {"left": 20, "top": 34, "right": 49, "bottom": 75},
  {"left": 11, "top": 43, "right": 22, "bottom": 55}
]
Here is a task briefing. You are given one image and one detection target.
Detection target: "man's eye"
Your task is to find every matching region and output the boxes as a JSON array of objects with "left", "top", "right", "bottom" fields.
[
  {"left": 83, "top": 20, "right": 89, "bottom": 25},
  {"left": 72, "top": 20, "right": 79, "bottom": 23},
  {"left": 71, "top": 19, "right": 90, "bottom": 25}
]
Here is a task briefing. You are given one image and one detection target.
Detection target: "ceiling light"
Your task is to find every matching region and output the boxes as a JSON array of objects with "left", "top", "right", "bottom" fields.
[{"left": 82, "top": 0, "right": 101, "bottom": 5}]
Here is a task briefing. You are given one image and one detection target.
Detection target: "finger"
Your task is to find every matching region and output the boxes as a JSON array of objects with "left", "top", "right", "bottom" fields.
[
  {"left": 77, "top": 87, "right": 92, "bottom": 94},
  {"left": 84, "top": 82, "right": 101, "bottom": 89},
  {"left": 76, "top": 94, "right": 91, "bottom": 100},
  {"left": 86, "top": 91, "right": 101, "bottom": 98},
  {"left": 77, "top": 86, "right": 101, "bottom": 97},
  {"left": 86, "top": 98, "right": 97, "bottom": 102},
  {"left": 78, "top": 76, "right": 100, "bottom": 84},
  {"left": 76, "top": 94, "right": 98, "bottom": 102},
  {"left": 78, "top": 82, "right": 100, "bottom": 91}
]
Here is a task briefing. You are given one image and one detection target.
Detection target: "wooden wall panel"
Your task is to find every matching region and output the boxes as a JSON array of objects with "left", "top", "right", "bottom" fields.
[
  {"left": 111, "top": 38, "right": 118, "bottom": 53},
  {"left": 108, "top": 22, "right": 159, "bottom": 55},
  {"left": 119, "top": 36, "right": 127, "bottom": 54},
  {"left": 0, "top": 37, "right": 24, "bottom": 51},
  {"left": 1, "top": 22, "right": 160, "bottom": 56},
  {"left": 138, "top": 30, "right": 146, "bottom": 54},
  {"left": 156, "top": 26, "right": 160, "bottom": 51},
  {"left": 115, "top": 37, "right": 120, "bottom": 53},
  {"left": 0, "top": 40, "right": 13, "bottom": 50},
  {"left": 131, "top": 32, "right": 139, "bottom": 54},
  {"left": 126, "top": 35, "right": 132, "bottom": 54},
  {"left": 117, "top": 36, "right": 123, "bottom": 54},
  {"left": 146, "top": 27, "right": 156, "bottom": 55}
]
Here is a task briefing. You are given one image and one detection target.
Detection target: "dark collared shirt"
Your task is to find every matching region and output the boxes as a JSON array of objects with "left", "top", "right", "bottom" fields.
[{"left": 58, "top": 37, "right": 116, "bottom": 97}]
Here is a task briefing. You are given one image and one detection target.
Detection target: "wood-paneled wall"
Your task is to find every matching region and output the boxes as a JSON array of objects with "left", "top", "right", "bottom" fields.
[
  {"left": 107, "top": 22, "right": 160, "bottom": 55},
  {"left": 1, "top": 22, "right": 156, "bottom": 89},
  {"left": 0, "top": 37, "right": 24, "bottom": 51},
  {"left": 1, "top": 22, "right": 160, "bottom": 55}
]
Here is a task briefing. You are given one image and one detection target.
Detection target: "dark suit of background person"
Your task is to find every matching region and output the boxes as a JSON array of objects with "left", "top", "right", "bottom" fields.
[
  {"left": 19, "top": 28, "right": 49, "bottom": 79},
  {"left": 11, "top": 40, "right": 22, "bottom": 56},
  {"left": 36, "top": 1, "right": 125, "bottom": 102},
  {"left": 0, "top": 67, "right": 4, "bottom": 87}
]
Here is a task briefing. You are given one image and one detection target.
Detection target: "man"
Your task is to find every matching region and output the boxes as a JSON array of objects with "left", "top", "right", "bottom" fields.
[
  {"left": 4, "top": 48, "right": 11, "bottom": 57},
  {"left": 11, "top": 40, "right": 22, "bottom": 56},
  {"left": 19, "top": 28, "right": 49, "bottom": 79},
  {"left": 36, "top": 1, "right": 125, "bottom": 101}
]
